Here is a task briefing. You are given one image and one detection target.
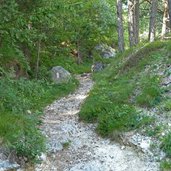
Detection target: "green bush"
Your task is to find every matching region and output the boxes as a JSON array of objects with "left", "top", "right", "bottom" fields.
[
  {"left": 96, "top": 105, "right": 140, "bottom": 137},
  {"left": 160, "top": 159, "right": 171, "bottom": 171},
  {"left": 136, "top": 76, "right": 162, "bottom": 107},
  {"left": 163, "top": 99, "right": 171, "bottom": 111},
  {"left": 0, "top": 77, "right": 78, "bottom": 161},
  {"left": 80, "top": 41, "right": 169, "bottom": 138},
  {"left": 40, "top": 54, "right": 92, "bottom": 75}
]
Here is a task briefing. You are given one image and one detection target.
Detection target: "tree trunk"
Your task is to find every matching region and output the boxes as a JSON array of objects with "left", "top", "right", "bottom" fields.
[
  {"left": 134, "top": 0, "right": 139, "bottom": 44},
  {"left": 168, "top": 0, "right": 171, "bottom": 27},
  {"left": 77, "top": 40, "right": 82, "bottom": 64},
  {"left": 149, "top": 0, "right": 158, "bottom": 42},
  {"left": 36, "top": 39, "right": 41, "bottom": 79},
  {"left": 128, "top": 0, "right": 135, "bottom": 47},
  {"left": 128, "top": 0, "right": 139, "bottom": 47},
  {"left": 161, "top": 0, "right": 169, "bottom": 39},
  {"left": 117, "top": 0, "right": 125, "bottom": 52}
]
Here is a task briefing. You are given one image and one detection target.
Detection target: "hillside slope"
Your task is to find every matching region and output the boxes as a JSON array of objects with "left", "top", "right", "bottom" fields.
[{"left": 79, "top": 41, "right": 171, "bottom": 170}]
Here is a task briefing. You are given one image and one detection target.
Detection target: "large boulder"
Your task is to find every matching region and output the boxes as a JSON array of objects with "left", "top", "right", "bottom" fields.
[
  {"left": 95, "top": 44, "right": 116, "bottom": 59},
  {"left": 50, "top": 66, "right": 71, "bottom": 84}
]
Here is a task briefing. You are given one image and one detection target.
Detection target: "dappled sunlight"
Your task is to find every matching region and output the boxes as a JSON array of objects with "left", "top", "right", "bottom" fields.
[
  {"left": 64, "top": 109, "right": 80, "bottom": 116},
  {"left": 75, "top": 94, "right": 88, "bottom": 100}
]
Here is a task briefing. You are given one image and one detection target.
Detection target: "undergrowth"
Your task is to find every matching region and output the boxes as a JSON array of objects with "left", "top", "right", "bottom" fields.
[
  {"left": 160, "top": 159, "right": 171, "bottom": 171},
  {"left": 79, "top": 41, "right": 170, "bottom": 139},
  {"left": 0, "top": 76, "right": 78, "bottom": 162},
  {"left": 161, "top": 132, "right": 171, "bottom": 158},
  {"left": 160, "top": 132, "right": 171, "bottom": 170},
  {"left": 39, "top": 55, "right": 92, "bottom": 77}
]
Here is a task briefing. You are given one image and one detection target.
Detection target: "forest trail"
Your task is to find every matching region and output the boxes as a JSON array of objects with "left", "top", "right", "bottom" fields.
[{"left": 26, "top": 74, "right": 159, "bottom": 171}]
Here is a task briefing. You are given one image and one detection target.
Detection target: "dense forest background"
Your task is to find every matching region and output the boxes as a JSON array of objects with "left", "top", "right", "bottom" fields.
[
  {"left": 1, "top": 0, "right": 170, "bottom": 79},
  {"left": 0, "top": 0, "right": 171, "bottom": 169},
  {"left": 0, "top": 0, "right": 116, "bottom": 78}
]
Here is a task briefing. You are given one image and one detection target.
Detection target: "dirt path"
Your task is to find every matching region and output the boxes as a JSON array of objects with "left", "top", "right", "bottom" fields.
[{"left": 28, "top": 74, "right": 159, "bottom": 171}]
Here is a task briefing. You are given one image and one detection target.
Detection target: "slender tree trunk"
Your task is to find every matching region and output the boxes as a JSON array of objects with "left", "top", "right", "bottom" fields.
[
  {"left": 36, "top": 39, "right": 41, "bottom": 79},
  {"left": 162, "top": 0, "right": 169, "bottom": 39},
  {"left": 77, "top": 40, "right": 82, "bottom": 64},
  {"left": 149, "top": 0, "right": 158, "bottom": 42},
  {"left": 117, "top": 0, "right": 125, "bottom": 52},
  {"left": 134, "top": 0, "right": 139, "bottom": 44},
  {"left": 168, "top": 0, "right": 171, "bottom": 27},
  {"left": 128, "top": 0, "right": 135, "bottom": 47},
  {"left": 128, "top": 0, "right": 139, "bottom": 47}
]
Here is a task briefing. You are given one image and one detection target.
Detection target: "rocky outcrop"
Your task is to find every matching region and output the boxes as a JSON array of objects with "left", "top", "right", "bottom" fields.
[
  {"left": 50, "top": 66, "right": 71, "bottom": 84},
  {"left": 95, "top": 44, "right": 116, "bottom": 59}
]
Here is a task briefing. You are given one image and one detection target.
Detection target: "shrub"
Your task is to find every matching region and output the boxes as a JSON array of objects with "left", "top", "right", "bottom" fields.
[
  {"left": 96, "top": 105, "right": 139, "bottom": 137},
  {"left": 0, "top": 77, "right": 78, "bottom": 161},
  {"left": 163, "top": 99, "right": 171, "bottom": 111},
  {"left": 160, "top": 159, "right": 171, "bottom": 171},
  {"left": 136, "top": 76, "right": 162, "bottom": 107}
]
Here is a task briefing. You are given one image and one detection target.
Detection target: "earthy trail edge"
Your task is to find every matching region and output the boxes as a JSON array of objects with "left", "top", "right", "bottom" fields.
[{"left": 28, "top": 74, "right": 159, "bottom": 171}]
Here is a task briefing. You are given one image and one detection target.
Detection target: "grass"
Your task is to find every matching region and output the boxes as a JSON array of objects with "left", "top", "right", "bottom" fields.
[
  {"left": 79, "top": 40, "right": 170, "bottom": 138},
  {"left": 160, "top": 159, "right": 171, "bottom": 171},
  {"left": 0, "top": 76, "right": 78, "bottom": 162},
  {"left": 40, "top": 54, "right": 92, "bottom": 76},
  {"left": 163, "top": 99, "right": 171, "bottom": 111},
  {"left": 62, "top": 141, "right": 71, "bottom": 149},
  {"left": 135, "top": 75, "right": 162, "bottom": 107},
  {"left": 160, "top": 132, "right": 171, "bottom": 170},
  {"left": 79, "top": 40, "right": 171, "bottom": 168},
  {"left": 161, "top": 132, "right": 171, "bottom": 158},
  {"left": 96, "top": 104, "right": 149, "bottom": 137}
]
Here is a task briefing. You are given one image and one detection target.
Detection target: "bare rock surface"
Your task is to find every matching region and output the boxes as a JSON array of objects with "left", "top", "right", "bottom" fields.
[
  {"left": 50, "top": 66, "right": 71, "bottom": 84},
  {"left": 23, "top": 74, "right": 159, "bottom": 171}
]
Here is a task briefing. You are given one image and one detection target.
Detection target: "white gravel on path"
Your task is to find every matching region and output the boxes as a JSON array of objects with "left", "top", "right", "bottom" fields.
[{"left": 26, "top": 74, "right": 159, "bottom": 171}]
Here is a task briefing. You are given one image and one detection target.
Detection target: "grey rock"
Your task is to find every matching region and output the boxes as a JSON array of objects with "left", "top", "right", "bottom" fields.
[
  {"left": 95, "top": 44, "right": 116, "bottom": 59},
  {"left": 50, "top": 66, "right": 71, "bottom": 84},
  {"left": 38, "top": 153, "right": 46, "bottom": 161},
  {"left": 0, "top": 160, "right": 20, "bottom": 171},
  {"left": 48, "top": 142, "right": 63, "bottom": 153},
  {"left": 91, "top": 62, "right": 105, "bottom": 72}
]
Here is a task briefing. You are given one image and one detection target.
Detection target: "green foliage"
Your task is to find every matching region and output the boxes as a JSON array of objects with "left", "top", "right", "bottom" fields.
[
  {"left": 161, "top": 132, "right": 171, "bottom": 158},
  {"left": 13, "top": 124, "right": 45, "bottom": 161},
  {"left": 160, "top": 159, "right": 171, "bottom": 171},
  {"left": 0, "top": 0, "right": 117, "bottom": 78},
  {"left": 79, "top": 93, "right": 104, "bottom": 122},
  {"left": 121, "top": 41, "right": 166, "bottom": 72},
  {"left": 40, "top": 54, "right": 92, "bottom": 75},
  {"left": 96, "top": 105, "right": 141, "bottom": 137},
  {"left": 136, "top": 76, "right": 162, "bottom": 107},
  {"left": 0, "top": 77, "right": 78, "bottom": 161},
  {"left": 80, "top": 41, "right": 169, "bottom": 137},
  {"left": 145, "top": 125, "right": 163, "bottom": 137},
  {"left": 0, "top": 2, "right": 115, "bottom": 159},
  {"left": 163, "top": 99, "right": 171, "bottom": 111},
  {"left": 62, "top": 141, "right": 71, "bottom": 149}
]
